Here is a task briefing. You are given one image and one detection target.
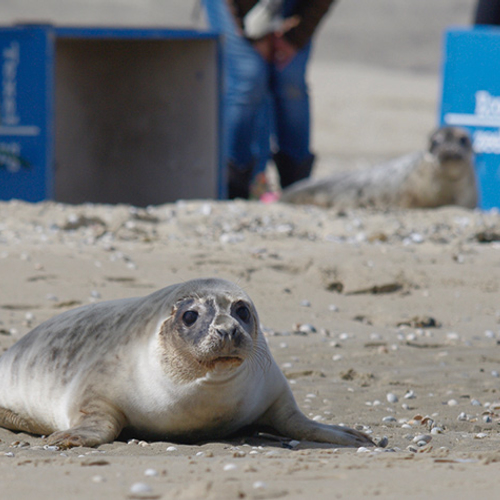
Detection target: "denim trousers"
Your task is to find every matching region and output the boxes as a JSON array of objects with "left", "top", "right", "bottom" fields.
[{"left": 204, "top": 0, "right": 312, "bottom": 173}]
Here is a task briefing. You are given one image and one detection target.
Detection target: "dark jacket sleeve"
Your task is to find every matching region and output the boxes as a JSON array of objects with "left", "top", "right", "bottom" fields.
[
  {"left": 284, "top": 0, "right": 336, "bottom": 49},
  {"left": 227, "top": 0, "right": 336, "bottom": 49}
]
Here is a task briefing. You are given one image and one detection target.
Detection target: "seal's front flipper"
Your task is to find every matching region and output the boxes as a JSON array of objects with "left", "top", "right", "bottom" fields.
[
  {"left": 257, "top": 388, "right": 375, "bottom": 447},
  {"left": 47, "top": 405, "right": 126, "bottom": 449}
]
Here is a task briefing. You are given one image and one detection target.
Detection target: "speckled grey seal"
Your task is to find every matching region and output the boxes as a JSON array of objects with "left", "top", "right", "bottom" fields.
[
  {"left": 281, "top": 126, "right": 477, "bottom": 209},
  {"left": 0, "top": 278, "right": 373, "bottom": 449}
]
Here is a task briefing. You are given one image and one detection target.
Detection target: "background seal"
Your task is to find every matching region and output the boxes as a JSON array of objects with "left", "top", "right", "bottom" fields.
[{"left": 281, "top": 126, "right": 477, "bottom": 210}]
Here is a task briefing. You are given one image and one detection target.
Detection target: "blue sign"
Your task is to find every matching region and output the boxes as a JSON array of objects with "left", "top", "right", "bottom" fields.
[
  {"left": 440, "top": 27, "right": 500, "bottom": 210},
  {"left": 0, "top": 27, "right": 53, "bottom": 201}
]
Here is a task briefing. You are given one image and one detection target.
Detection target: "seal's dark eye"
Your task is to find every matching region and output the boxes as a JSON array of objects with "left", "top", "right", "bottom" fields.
[
  {"left": 236, "top": 305, "right": 251, "bottom": 323},
  {"left": 182, "top": 310, "right": 198, "bottom": 326},
  {"left": 459, "top": 136, "right": 470, "bottom": 147}
]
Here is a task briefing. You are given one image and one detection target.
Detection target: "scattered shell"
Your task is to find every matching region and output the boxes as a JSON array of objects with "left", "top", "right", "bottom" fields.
[
  {"left": 377, "top": 436, "right": 389, "bottom": 448},
  {"left": 412, "top": 434, "right": 432, "bottom": 444},
  {"left": 223, "top": 463, "right": 238, "bottom": 471},
  {"left": 386, "top": 392, "right": 398, "bottom": 403},
  {"left": 431, "top": 427, "right": 444, "bottom": 435},
  {"left": 421, "top": 416, "right": 434, "bottom": 427},
  {"left": 404, "top": 390, "right": 416, "bottom": 399},
  {"left": 11, "top": 441, "right": 30, "bottom": 448},
  {"left": 300, "top": 300, "right": 311, "bottom": 307},
  {"left": 357, "top": 447, "right": 371, "bottom": 453},
  {"left": 382, "top": 416, "right": 397, "bottom": 423},
  {"left": 295, "top": 323, "right": 317, "bottom": 334},
  {"left": 475, "top": 432, "right": 488, "bottom": 439},
  {"left": 447, "top": 399, "right": 458, "bottom": 406},
  {"left": 166, "top": 446, "right": 178, "bottom": 452},
  {"left": 457, "top": 412, "right": 469, "bottom": 421},
  {"left": 144, "top": 469, "right": 159, "bottom": 477},
  {"left": 43, "top": 445, "right": 59, "bottom": 451},
  {"left": 92, "top": 475, "right": 106, "bottom": 483},
  {"left": 130, "top": 483, "right": 152, "bottom": 494},
  {"left": 253, "top": 481, "right": 267, "bottom": 490}
]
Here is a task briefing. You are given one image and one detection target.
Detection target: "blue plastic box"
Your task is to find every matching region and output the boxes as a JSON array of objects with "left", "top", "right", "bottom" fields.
[
  {"left": 440, "top": 27, "right": 500, "bottom": 210},
  {"left": 0, "top": 25, "right": 222, "bottom": 205}
]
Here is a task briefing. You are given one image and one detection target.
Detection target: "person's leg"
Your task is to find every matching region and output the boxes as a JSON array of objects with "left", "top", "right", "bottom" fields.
[
  {"left": 204, "top": 0, "right": 270, "bottom": 198},
  {"left": 474, "top": 0, "right": 500, "bottom": 25},
  {"left": 270, "top": 42, "right": 315, "bottom": 188}
]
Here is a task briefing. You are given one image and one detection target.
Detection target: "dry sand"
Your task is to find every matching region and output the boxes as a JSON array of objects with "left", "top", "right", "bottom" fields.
[
  {"left": 2, "top": 1, "right": 500, "bottom": 499},
  {"left": 1, "top": 199, "right": 500, "bottom": 500}
]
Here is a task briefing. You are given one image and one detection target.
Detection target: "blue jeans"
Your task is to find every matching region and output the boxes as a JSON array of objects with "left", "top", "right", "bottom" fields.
[{"left": 204, "top": 0, "right": 313, "bottom": 173}]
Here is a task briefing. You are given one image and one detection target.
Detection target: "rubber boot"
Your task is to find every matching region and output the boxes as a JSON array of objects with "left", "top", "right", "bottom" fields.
[
  {"left": 273, "top": 151, "right": 315, "bottom": 189},
  {"left": 227, "top": 161, "right": 254, "bottom": 200}
]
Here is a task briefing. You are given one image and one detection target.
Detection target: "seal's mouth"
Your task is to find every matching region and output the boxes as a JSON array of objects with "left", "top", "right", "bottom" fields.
[
  {"left": 202, "top": 356, "right": 244, "bottom": 370},
  {"left": 438, "top": 151, "right": 466, "bottom": 162}
]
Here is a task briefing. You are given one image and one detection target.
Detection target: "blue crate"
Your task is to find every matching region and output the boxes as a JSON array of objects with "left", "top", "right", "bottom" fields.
[{"left": 0, "top": 25, "right": 222, "bottom": 205}]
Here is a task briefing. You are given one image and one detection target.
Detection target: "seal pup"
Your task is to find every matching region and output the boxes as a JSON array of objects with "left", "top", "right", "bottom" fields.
[
  {"left": 281, "top": 126, "right": 477, "bottom": 209},
  {"left": 0, "top": 278, "right": 373, "bottom": 449}
]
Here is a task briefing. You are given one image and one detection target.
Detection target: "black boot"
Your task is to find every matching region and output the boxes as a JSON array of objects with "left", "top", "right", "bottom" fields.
[
  {"left": 274, "top": 151, "right": 315, "bottom": 189},
  {"left": 227, "top": 161, "right": 254, "bottom": 199}
]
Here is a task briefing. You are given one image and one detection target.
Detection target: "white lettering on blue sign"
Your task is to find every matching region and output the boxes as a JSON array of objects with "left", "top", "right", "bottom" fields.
[
  {"left": 475, "top": 91, "right": 500, "bottom": 118},
  {"left": 1, "top": 41, "right": 20, "bottom": 126},
  {"left": 444, "top": 90, "right": 500, "bottom": 128},
  {"left": 0, "top": 141, "right": 22, "bottom": 172},
  {"left": 443, "top": 91, "right": 500, "bottom": 154},
  {"left": 473, "top": 129, "right": 500, "bottom": 154}
]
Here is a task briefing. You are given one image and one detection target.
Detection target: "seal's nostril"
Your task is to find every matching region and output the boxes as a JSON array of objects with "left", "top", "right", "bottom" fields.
[
  {"left": 216, "top": 328, "right": 229, "bottom": 338},
  {"left": 216, "top": 327, "right": 239, "bottom": 340}
]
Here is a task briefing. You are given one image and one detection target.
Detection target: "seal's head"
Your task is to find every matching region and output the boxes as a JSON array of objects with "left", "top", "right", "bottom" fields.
[
  {"left": 159, "top": 279, "right": 261, "bottom": 380},
  {"left": 429, "top": 126, "right": 474, "bottom": 179}
]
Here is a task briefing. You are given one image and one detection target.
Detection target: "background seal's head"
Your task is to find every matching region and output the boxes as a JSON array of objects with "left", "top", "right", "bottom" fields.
[{"left": 429, "top": 126, "right": 474, "bottom": 180}]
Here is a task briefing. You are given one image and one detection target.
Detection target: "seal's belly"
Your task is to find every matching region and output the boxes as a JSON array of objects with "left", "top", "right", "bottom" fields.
[{"left": 124, "top": 373, "right": 272, "bottom": 441}]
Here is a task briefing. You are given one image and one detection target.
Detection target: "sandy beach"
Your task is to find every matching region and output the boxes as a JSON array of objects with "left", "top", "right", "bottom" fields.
[
  {"left": 2, "top": 0, "right": 500, "bottom": 499},
  {"left": 1, "top": 199, "right": 500, "bottom": 499}
]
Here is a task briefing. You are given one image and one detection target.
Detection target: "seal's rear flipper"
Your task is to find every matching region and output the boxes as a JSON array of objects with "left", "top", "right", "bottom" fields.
[{"left": 0, "top": 406, "right": 49, "bottom": 435}]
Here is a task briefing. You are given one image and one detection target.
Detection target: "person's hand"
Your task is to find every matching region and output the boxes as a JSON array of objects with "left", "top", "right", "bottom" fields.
[
  {"left": 272, "top": 34, "right": 297, "bottom": 69},
  {"left": 252, "top": 34, "right": 274, "bottom": 62}
]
